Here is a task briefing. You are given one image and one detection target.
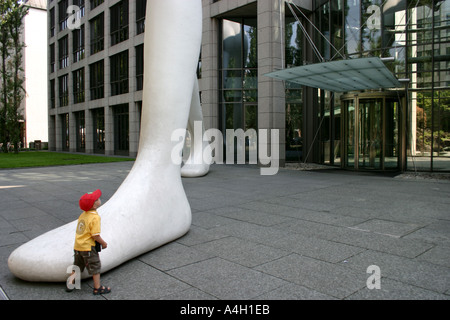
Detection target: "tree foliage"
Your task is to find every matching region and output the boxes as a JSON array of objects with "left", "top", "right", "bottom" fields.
[{"left": 0, "top": 0, "right": 29, "bottom": 153}]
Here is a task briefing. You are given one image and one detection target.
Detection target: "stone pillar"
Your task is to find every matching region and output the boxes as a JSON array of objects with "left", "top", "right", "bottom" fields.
[
  {"left": 129, "top": 102, "right": 140, "bottom": 158},
  {"left": 257, "top": 0, "right": 286, "bottom": 167},
  {"left": 85, "top": 109, "right": 93, "bottom": 154},
  {"left": 104, "top": 106, "right": 114, "bottom": 156},
  {"left": 200, "top": 1, "right": 220, "bottom": 131}
]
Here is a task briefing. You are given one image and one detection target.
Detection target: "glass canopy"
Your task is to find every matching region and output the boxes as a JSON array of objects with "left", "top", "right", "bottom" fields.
[{"left": 265, "top": 57, "right": 402, "bottom": 92}]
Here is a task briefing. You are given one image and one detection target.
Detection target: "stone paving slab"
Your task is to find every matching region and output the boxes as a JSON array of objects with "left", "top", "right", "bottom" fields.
[{"left": 0, "top": 162, "right": 449, "bottom": 302}]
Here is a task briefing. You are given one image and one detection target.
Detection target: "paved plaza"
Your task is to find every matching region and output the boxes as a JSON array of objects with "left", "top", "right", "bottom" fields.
[{"left": 0, "top": 161, "right": 449, "bottom": 301}]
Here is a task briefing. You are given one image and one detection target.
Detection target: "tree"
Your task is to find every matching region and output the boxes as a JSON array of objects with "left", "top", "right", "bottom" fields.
[{"left": 0, "top": 0, "right": 29, "bottom": 153}]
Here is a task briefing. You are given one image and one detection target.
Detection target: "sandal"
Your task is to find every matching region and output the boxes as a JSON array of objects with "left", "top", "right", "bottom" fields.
[{"left": 93, "top": 285, "right": 111, "bottom": 295}]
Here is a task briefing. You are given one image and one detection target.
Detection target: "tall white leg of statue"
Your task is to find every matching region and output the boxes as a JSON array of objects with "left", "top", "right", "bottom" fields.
[
  {"left": 8, "top": 0, "right": 202, "bottom": 282},
  {"left": 181, "top": 77, "right": 212, "bottom": 178}
]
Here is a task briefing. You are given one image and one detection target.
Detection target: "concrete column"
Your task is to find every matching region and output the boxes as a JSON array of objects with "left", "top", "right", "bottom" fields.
[
  {"left": 55, "top": 114, "right": 63, "bottom": 152},
  {"left": 200, "top": 0, "right": 220, "bottom": 131},
  {"left": 257, "top": 0, "right": 286, "bottom": 166},
  {"left": 69, "top": 112, "right": 77, "bottom": 152},
  {"left": 129, "top": 102, "right": 140, "bottom": 158},
  {"left": 104, "top": 106, "right": 114, "bottom": 156},
  {"left": 85, "top": 109, "right": 94, "bottom": 154}
]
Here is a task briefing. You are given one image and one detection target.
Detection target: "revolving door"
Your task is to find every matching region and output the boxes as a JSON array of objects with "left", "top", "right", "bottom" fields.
[{"left": 342, "top": 92, "right": 406, "bottom": 171}]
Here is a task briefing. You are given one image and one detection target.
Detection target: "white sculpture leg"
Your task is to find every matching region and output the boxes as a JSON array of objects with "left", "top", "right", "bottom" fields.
[
  {"left": 181, "top": 77, "right": 212, "bottom": 178},
  {"left": 8, "top": 0, "right": 202, "bottom": 282}
]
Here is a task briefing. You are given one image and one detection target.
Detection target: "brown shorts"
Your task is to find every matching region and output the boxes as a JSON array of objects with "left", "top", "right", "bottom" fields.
[{"left": 73, "top": 247, "right": 101, "bottom": 275}]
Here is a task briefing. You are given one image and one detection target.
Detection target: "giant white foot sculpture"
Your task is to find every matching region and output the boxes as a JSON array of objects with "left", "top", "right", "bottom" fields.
[
  {"left": 8, "top": 0, "right": 203, "bottom": 282},
  {"left": 181, "top": 78, "right": 212, "bottom": 178}
]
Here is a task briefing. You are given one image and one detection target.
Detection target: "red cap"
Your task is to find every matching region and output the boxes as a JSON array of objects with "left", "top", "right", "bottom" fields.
[{"left": 79, "top": 189, "right": 102, "bottom": 211}]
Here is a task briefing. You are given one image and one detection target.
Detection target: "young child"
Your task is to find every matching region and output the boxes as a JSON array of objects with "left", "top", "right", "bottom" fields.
[{"left": 70, "top": 189, "right": 111, "bottom": 295}]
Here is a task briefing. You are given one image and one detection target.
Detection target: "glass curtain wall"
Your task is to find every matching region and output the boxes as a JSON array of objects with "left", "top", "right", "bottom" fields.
[
  {"left": 313, "top": 1, "right": 343, "bottom": 165},
  {"left": 313, "top": 0, "right": 449, "bottom": 171},
  {"left": 285, "top": 16, "right": 304, "bottom": 162},
  {"left": 408, "top": 0, "right": 450, "bottom": 171},
  {"left": 220, "top": 18, "right": 258, "bottom": 162}
]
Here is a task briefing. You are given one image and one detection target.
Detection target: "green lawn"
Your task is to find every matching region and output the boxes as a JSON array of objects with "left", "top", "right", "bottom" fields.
[{"left": 0, "top": 151, "right": 135, "bottom": 169}]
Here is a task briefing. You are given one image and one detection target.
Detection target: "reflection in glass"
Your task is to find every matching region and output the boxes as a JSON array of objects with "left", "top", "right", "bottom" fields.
[
  {"left": 362, "top": 0, "right": 382, "bottom": 55},
  {"left": 385, "top": 99, "right": 399, "bottom": 168},
  {"left": 344, "top": 0, "right": 361, "bottom": 55},
  {"left": 220, "top": 18, "right": 258, "bottom": 163},
  {"left": 359, "top": 99, "right": 382, "bottom": 169},
  {"left": 346, "top": 100, "right": 355, "bottom": 167},
  {"left": 285, "top": 17, "right": 304, "bottom": 161}
]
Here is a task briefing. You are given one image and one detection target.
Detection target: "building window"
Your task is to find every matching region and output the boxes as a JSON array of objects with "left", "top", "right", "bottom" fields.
[
  {"left": 73, "top": 68, "right": 85, "bottom": 104},
  {"left": 50, "top": 7, "right": 55, "bottom": 37},
  {"left": 50, "top": 43, "right": 55, "bottom": 73},
  {"left": 90, "top": 13, "right": 104, "bottom": 55},
  {"left": 90, "top": 60, "right": 104, "bottom": 100},
  {"left": 92, "top": 108, "right": 105, "bottom": 154},
  {"left": 73, "top": 0, "right": 85, "bottom": 18},
  {"left": 113, "top": 104, "right": 129, "bottom": 156},
  {"left": 136, "top": 44, "right": 144, "bottom": 91},
  {"left": 58, "top": 36, "right": 69, "bottom": 69},
  {"left": 73, "top": 24, "right": 85, "bottom": 63},
  {"left": 90, "top": 0, "right": 104, "bottom": 10},
  {"left": 61, "top": 113, "right": 70, "bottom": 151},
  {"left": 220, "top": 18, "right": 258, "bottom": 132},
  {"left": 110, "top": 50, "right": 129, "bottom": 96},
  {"left": 50, "top": 79, "right": 56, "bottom": 109},
  {"left": 58, "top": 74, "right": 69, "bottom": 107},
  {"left": 136, "top": 0, "right": 146, "bottom": 35},
  {"left": 75, "top": 111, "right": 86, "bottom": 152},
  {"left": 58, "top": 0, "right": 69, "bottom": 31},
  {"left": 111, "top": 0, "right": 129, "bottom": 46}
]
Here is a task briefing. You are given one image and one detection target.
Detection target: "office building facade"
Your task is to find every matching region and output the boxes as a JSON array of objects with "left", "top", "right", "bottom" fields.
[{"left": 48, "top": 0, "right": 449, "bottom": 171}]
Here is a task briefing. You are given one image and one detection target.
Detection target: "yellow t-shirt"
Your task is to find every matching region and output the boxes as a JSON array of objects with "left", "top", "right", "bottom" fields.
[{"left": 74, "top": 210, "right": 101, "bottom": 251}]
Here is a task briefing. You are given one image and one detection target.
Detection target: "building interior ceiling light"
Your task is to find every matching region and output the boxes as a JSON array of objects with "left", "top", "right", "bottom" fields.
[{"left": 265, "top": 57, "right": 402, "bottom": 92}]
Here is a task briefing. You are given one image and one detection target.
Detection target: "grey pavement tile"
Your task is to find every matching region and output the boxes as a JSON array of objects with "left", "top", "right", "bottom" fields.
[
  {"left": 331, "top": 206, "right": 390, "bottom": 220},
  {"left": 403, "top": 220, "right": 450, "bottom": 247},
  {"left": 158, "top": 287, "right": 218, "bottom": 300},
  {"left": 330, "top": 227, "right": 434, "bottom": 258},
  {"left": 0, "top": 229, "right": 29, "bottom": 247},
  {"left": 273, "top": 219, "right": 348, "bottom": 241},
  {"left": 8, "top": 214, "right": 64, "bottom": 240},
  {"left": 2, "top": 278, "right": 100, "bottom": 300},
  {"left": 138, "top": 242, "right": 214, "bottom": 271},
  {"left": 99, "top": 259, "right": 191, "bottom": 300},
  {"left": 255, "top": 254, "right": 367, "bottom": 299},
  {"left": 1, "top": 162, "right": 450, "bottom": 301},
  {"left": 212, "top": 206, "right": 294, "bottom": 227},
  {"left": 175, "top": 225, "right": 229, "bottom": 247},
  {"left": 351, "top": 219, "right": 423, "bottom": 238},
  {"left": 253, "top": 283, "right": 337, "bottom": 300},
  {"left": 0, "top": 205, "right": 49, "bottom": 222},
  {"left": 343, "top": 250, "right": 450, "bottom": 294},
  {"left": 192, "top": 236, "right": 290, "bottom": 268},
  {"left": 416, "top": 245, "right": 450, "bottom": 268},
  {"left": 264, "top": 195, "right": 339, "bottom": 213},
  {"left": 270, "top": 233, "right": 366, "bottom": 263},
  {"left": 191, "top": 211, "right": 238, "bottom": 229},
  {"left": 346, "top": 278, "right": 450, "bottom": 300},
  {"left": 167, "top": 257, "right": 288, "bottom": 300},
  {"left": 276, "top": 206, "right": 367, "bottom": 227},
  {"left": 208, "top": 220, "right": 292, "bottom": 247},
  {"left": 235, "top": 201, "right": 302, "bottom": 216}
]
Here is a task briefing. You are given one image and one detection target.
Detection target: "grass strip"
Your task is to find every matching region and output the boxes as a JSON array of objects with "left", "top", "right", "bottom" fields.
[{"left": 0, "top": 151, "right": 135, "bottom": 169}]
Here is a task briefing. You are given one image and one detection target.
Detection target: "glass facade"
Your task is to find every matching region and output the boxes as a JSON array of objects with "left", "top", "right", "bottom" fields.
[
  {"left": 285, "top": 16, "right": 304, "bottom": 162},
  {"left": 220, "top": 18, "right": 258, "bottom": 161},
  {"left": 312, "top": 0, "right": 449, "bottom": 171},
  {"left": 48, "top": 0, "right": 448, "bottom": 171}
]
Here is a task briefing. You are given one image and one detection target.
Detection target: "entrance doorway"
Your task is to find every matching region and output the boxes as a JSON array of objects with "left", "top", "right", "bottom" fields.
[{"left": 342, "top": 92, "right": 405, "bottom": 171}]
